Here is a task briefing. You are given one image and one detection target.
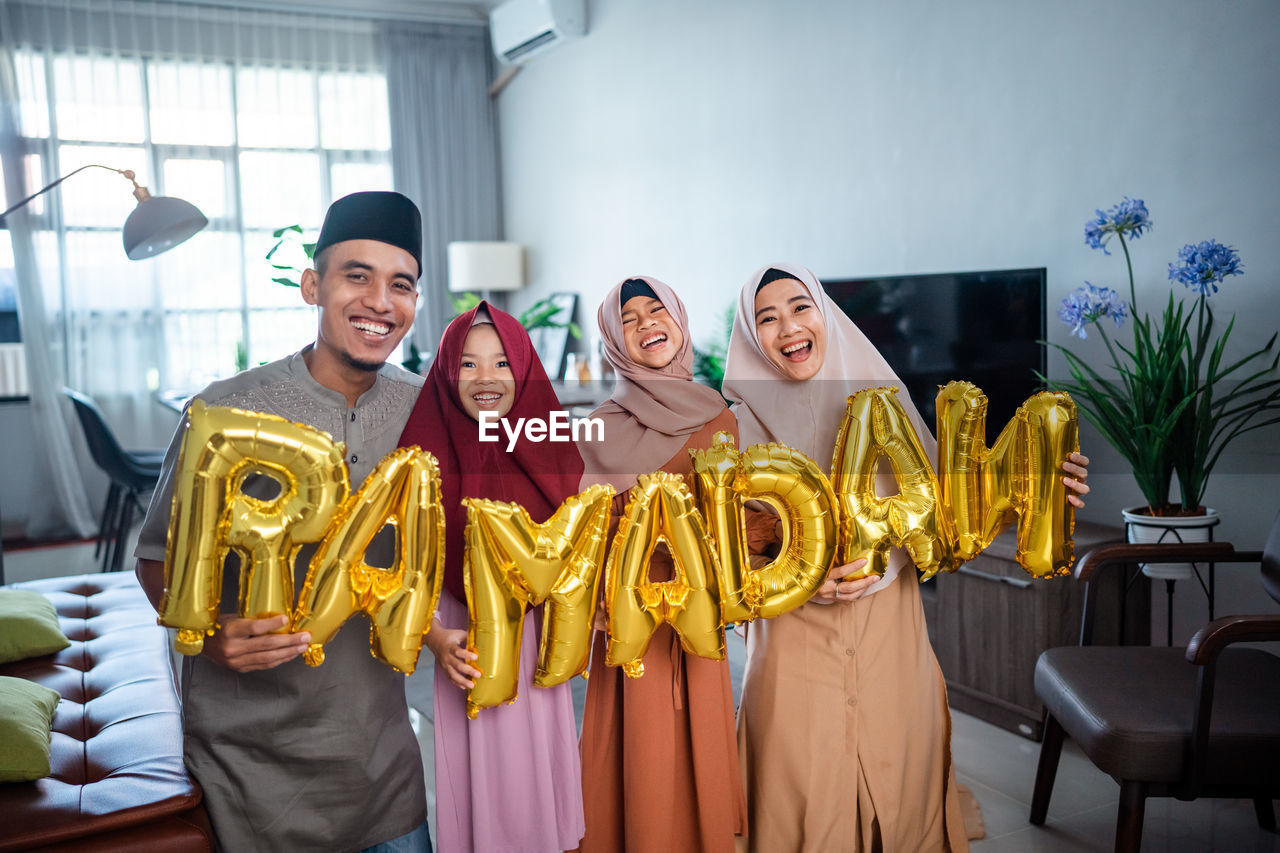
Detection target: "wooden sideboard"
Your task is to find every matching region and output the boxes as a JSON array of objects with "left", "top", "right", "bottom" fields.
[{"left": 921, "top": 520, "right": 1147, "bottom": 741}]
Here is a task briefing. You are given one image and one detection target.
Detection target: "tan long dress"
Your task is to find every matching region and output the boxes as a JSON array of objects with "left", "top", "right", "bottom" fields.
[
  {"left": 578, "top": 409, "right": 771, "bottom": 853},
  {"left": 723, "top": 261, "right": 969, "bottom": 852},
  {"left": 738, "top": 566, "right": 969, "bottom": 852}
]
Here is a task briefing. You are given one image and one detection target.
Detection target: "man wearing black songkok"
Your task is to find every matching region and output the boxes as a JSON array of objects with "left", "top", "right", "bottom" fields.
[{"left": 134, "top": 192, "right": 434, "bottom": 852}]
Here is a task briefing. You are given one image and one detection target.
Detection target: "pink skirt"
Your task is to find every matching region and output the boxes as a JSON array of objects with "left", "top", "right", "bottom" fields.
[{"left": 433, "top": 591, "right": 585, "bottom": 852}]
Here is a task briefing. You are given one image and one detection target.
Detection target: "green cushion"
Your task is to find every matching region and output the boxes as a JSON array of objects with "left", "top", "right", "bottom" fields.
[
  {"left": 0, "top": 589, "right": 71, "bottom": 663},
  {"left": 0, "top": 675, "right": 60, "bottom": 782}
]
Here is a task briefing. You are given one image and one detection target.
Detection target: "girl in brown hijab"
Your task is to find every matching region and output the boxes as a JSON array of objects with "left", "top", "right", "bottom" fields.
[{"left": 576, "top": 276, "right": 768, "bottom": 853}]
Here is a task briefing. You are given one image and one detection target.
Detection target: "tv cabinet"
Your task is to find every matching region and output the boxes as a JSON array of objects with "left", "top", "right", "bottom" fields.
[{"left": 921, "top": 520, "right": 1145, "bottom": 741}]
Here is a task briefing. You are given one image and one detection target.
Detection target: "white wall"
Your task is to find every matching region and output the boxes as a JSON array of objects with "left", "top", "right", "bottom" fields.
[{"left": 496, "top": 0, "right": 1280, "bottom": 641}]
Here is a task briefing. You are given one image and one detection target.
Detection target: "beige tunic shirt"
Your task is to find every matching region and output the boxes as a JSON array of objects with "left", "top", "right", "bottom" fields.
[
  {"left": 738, "top": 567, "right": 969, "bottom": 852},
  {"left": 135, "top": 349, "right": 427, "bottom": 853}
]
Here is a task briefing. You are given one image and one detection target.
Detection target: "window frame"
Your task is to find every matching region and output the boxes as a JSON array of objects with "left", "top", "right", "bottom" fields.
[{"left": 1, "top": 48, "right": 393, "bottom": 391}]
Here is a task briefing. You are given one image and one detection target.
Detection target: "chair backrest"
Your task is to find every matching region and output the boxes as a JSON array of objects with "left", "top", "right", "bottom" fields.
[
  {"left": 1263, "top": 510, "right": 1280, "bottom": 606},
  {"left": 60, "top": 387, "right": 144, "bottom": 486}
]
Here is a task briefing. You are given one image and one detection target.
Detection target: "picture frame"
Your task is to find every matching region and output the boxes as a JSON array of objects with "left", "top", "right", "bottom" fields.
[{"left": 527, "top": 292, "right": 578, "bottom": 380}]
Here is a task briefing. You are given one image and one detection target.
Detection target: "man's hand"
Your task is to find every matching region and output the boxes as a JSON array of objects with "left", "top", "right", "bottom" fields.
[{"left": 201, "top": 614, "right": 311, "bottom": 673}]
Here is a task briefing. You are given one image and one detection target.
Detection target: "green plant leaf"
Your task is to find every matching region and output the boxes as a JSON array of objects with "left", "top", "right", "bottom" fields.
[{"left": 450, "top": 293, "right": 482, "bottom": 314}]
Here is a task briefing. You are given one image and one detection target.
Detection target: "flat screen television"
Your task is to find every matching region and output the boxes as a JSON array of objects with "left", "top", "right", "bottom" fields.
[{"left": 822, "top": 268, "right": 1047, "bottom": 429}]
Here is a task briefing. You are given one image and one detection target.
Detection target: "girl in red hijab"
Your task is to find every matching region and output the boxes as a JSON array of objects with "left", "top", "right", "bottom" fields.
[{"left": 399, "top": 302, "right": 585, "bottom": 853}]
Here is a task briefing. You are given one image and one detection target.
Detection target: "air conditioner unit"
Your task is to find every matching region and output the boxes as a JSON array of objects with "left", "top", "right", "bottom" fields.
[{"left": 489, "top": 0, "right": 586, "bottom": 66}]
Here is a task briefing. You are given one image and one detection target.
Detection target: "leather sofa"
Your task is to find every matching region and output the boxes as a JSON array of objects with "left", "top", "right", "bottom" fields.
[{"left": 0, "top": 573, "right": 212, "bottom": 852}]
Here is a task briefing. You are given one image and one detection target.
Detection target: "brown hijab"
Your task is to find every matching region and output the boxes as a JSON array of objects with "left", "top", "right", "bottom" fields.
[{"left": 578, "top": 276, "right": 727, "bottom": 491}]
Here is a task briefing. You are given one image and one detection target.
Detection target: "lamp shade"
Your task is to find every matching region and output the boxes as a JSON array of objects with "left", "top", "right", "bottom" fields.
[
  {"left": 0, "top": 164, "right": 207, "bottom": 261},
  {"left": 447, "top": 241, "right": 524, "bottom": 293},
  {"left": 123, "top": 195, "right": 208, "bottom": 260}
]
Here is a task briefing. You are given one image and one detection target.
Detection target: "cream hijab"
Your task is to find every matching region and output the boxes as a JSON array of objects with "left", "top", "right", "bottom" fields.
[
  {"left": 579, "top": 276, "right": 728, "bottom": 491},
  {"left": 721, "top": 262, "right": 936, "bottom": 592}
]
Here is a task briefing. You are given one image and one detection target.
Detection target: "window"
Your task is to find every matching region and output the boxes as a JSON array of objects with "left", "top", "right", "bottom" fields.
[
  {"left": 0, "top": 210, "right": 23, "bottom": 398},
  {"left": 0, "top": 230, "right": 18, "bottom": 342},
  {"left": 6, "top": 48, "right": 393, "bottom": 392}
]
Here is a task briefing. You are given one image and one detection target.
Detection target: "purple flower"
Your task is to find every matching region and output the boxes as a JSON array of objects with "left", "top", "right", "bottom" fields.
[
  {"left": 1058, "top": 282, "right": 1129, "bottom": 339},
  {"left": 1084, "top": 197, "right": 1152, "bottom": 254},
  {"left": 1168, "top": 240, "right": 1243, "bottom": 296}
]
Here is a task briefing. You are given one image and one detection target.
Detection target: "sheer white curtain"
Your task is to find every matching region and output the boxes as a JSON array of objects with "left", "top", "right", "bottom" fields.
[
  {"left": 1, "top": 50, "right": 95, "bottom": 539},
  {"left": 1, "top": 0, "right": 396, "bottom": 538}
]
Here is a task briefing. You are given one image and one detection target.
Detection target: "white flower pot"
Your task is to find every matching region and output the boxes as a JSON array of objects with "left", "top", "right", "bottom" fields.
[{"left": 1121, "top": 506, "right": 1221, "bottom": 580}]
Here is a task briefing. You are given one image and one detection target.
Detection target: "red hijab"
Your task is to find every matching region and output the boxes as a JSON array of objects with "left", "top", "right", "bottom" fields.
[{"left": 398, "top": 301, "right": 585, "bottom": 601}]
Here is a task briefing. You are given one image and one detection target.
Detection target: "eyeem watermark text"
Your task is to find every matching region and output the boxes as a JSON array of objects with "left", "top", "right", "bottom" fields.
[{"left": 478, "top": 410, "right": 605, "bottom": 451}]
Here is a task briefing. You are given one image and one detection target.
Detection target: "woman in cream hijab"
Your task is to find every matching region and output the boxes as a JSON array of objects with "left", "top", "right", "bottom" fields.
[{"left": 723, "top": 263, "right": 1089, "bottom": 851}]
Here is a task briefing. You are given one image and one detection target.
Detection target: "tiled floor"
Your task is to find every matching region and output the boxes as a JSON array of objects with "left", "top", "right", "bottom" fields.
[{"left": 6, "top": 539, "right": 1278, "bottom": 852}]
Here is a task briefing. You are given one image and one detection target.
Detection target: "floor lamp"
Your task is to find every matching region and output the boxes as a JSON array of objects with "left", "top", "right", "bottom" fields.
[
  {"left": 0, "top": 163, "right": 208, "bottom": 257},
  {"left": 0, "top": 164, "right": 208, "bottom": 583}
]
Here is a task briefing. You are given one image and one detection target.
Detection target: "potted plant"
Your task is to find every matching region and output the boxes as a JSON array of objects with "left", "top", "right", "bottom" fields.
[
  {"left": 265, "top": 224, "right": 316, "bottom": 289},
  {"left": 692, "top": 302, "right": 734, "bottom": 397},
  {"left": 1043, "top": 198, "right": 1280, "bottom": 577},
  {"left": 450, "top": 292, "right": 582, "bottom": 339}
]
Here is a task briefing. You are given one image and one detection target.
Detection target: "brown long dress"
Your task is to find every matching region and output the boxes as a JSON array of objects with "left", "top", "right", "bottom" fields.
[
  {"left": 738, "top": 564, "right": 969, "bottom": 852},
  {"left": 578, "top": 408, "right": 770, "bottom": 852}
]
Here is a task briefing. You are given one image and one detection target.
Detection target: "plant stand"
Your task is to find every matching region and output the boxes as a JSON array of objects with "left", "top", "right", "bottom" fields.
[{"left": 1121, "top": 507, "right": 1221, "bottom": 645}]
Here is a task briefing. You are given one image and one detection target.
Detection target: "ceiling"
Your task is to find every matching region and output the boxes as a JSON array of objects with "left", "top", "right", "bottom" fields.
[{"left": 168, "top": 0, "right": 496, "bottom": 24}]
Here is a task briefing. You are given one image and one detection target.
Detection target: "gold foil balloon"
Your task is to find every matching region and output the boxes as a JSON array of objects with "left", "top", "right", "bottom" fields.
[
  {"left": 366, "top": 450, "right": 446, "bottom": 672},
  {"left": 690, "top": 433, "right": 839, "bottom": 622},
  {"left": 935, "top": 381, "right": 1079, "bottom": 578},
  {"left": 603, "top": 472, "right": 725, "bottom": 676},
  {"left": 292, "top": 447, "right": 446, "bottom": 674},
  {"left": 158, "top": 384, "right": 1079, "bottom": 688},
  {"left": 463, "top": 484, "right": 614, "bottom": 717},
  {"left": 831, "top": 387, "right": 953, "bottom": 581},
  {"left": 160, "top": 401, "right": 348, "bottom": 655}
]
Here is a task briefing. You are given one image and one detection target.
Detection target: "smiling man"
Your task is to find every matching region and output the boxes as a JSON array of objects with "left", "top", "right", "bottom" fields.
[{"left": 134, "top": 191, "right": 433, "bottom": 853}]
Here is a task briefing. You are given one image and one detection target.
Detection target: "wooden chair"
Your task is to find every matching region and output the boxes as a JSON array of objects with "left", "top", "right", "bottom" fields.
[{"left": 1029, "top": 511, "right": 1280, "bottom": 852}]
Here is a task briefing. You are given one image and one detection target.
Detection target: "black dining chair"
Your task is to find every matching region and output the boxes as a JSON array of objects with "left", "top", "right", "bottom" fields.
[
  {"left": 61, "top": 388, "right": 164, "bottom": 572},
  {"left": 1030, "top": 511, "right": 1280, "bottom": 852}
]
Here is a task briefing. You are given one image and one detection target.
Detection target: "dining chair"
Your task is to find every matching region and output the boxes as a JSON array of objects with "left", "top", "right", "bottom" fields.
[{"left": 61, "top": 388, "right": 164, "bottom": 572}]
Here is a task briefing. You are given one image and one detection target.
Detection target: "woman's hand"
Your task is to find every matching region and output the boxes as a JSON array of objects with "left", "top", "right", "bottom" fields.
[
  {"left": 812, "top": 558, "right": 878, "bottom": 605},
  {"left": 1062, "top": 451, "right": 1091, "bottom": 508},
  {"left": 426, "top": 623, "right": 481, "bottom": 690}
]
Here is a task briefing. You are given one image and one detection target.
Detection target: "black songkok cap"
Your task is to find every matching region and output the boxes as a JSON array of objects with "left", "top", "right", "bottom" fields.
[
  {"left": 619, "top": 277, "right": 659, "bottom": 308},
  {"left": 314, "top": 191, "right": 423, "bottom": 278}
]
